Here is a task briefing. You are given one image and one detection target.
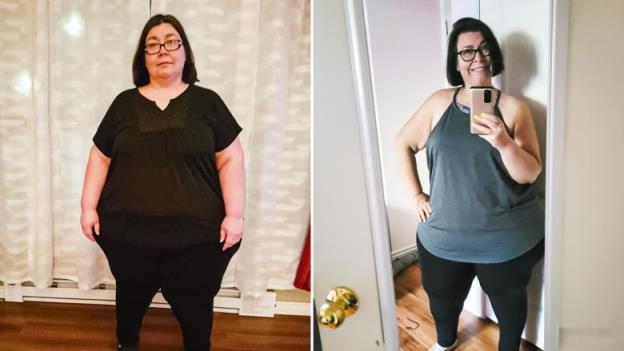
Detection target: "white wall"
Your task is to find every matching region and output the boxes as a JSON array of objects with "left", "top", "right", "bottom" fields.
[
  {"left": 481, "top": 0, "right": 549, "bottom": 197},
  {"left": 364, "top": 0, "right": 444, "bottom": 253},
  {"left": 558, "top": 1, "right": 624, "bottom": 349}
]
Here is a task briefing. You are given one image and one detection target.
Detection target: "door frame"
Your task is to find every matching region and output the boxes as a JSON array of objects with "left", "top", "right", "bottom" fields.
[
  {"left": 544, "top": 0, "right": 569, "bottom": 350},
  {"left": 343, "top": 0, "right": 570, "bottom": 350},
  {"left": 343, "top": 0, "right": 399, "bottom": 350}
]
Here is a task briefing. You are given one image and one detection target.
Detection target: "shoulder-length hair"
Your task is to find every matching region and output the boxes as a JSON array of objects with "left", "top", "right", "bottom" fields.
[
  {"left": 132, "top": 14, "right": 198, "bottom": 87},
  {"left": 446, "top": 17, "right": 504, "bottom": 86}
]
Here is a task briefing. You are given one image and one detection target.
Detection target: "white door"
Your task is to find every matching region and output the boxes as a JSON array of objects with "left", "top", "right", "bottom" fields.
[{"left": 313, "top": 0, "right": 398, "bottom": 350}]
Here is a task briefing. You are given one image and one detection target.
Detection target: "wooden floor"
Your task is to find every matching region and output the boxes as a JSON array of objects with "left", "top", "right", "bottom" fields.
[
  {"left": 395, "top": 264, "right": 541, "bottom": 351},
  {"left": 0, "top": 301, "right": 310, "bottom": 351}
]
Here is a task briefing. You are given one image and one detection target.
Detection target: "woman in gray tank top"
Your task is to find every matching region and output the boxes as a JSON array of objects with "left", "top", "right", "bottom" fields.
[{"left": 395, "top": 18, "right": 544, "bottom": 351}]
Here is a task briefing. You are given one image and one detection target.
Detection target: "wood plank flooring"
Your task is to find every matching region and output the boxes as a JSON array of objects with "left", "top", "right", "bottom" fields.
[
  {"left": 395, "top": 264, "right": 541, "bottom": 351},
  {"left": 0, "top": 301, "right": 309, "bottom": 351}
]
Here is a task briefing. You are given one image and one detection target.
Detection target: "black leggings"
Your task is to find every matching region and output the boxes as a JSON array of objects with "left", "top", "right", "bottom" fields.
[
  {"left": 95, "top": 234, "right": 240, "bottom": 351},
  {"left": 417, "top": 236, "right": 544, "bottom": 351}
]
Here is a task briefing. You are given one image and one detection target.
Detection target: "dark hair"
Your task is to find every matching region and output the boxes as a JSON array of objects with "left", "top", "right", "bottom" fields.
[
  {"left": 446, "top": 17, "right": 504, "bottom": 86},
  {"left": 132, "top": 14, "right": 198, "bottom": 87}
]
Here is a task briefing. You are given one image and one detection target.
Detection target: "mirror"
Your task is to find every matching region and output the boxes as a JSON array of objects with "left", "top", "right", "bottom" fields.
[{"left": 362, "top": 0, "right": 550, "bottom": 349}]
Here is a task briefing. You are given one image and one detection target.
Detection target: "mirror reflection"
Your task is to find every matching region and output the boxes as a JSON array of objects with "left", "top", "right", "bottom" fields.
[{"left": 364, "top": 1, "right": 549, "bottom": 350}]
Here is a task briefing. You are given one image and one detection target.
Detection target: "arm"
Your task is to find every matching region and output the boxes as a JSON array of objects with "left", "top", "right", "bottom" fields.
[
  {"left": 473, "top": 99, "right": 542, "bottom": 184},
  {"left": 394, "top": 91, "right": 442, "bottom": 222},
  {"left": 215, "top": 138, "right": 245, "bottom": 250},
  {"left": 80, "top": 145, "right": 111, "bottom": 241}
]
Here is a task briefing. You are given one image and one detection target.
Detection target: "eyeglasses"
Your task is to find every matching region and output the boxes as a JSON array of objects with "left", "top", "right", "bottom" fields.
[
  {"left": 144, "top": 39, "right": 182, "bottom": 55},
  {"left": 457, "top": 43, "right": 491, "bottom": 62}
]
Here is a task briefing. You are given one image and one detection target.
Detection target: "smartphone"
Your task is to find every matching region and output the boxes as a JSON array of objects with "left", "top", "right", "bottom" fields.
[{"left": 470, "top": 87, "right": 496, "bottom": 134}]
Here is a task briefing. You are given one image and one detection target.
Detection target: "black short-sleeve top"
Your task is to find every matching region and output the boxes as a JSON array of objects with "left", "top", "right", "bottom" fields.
[{"left": 93, "top": 84, "right": 242, "bottom": 248}]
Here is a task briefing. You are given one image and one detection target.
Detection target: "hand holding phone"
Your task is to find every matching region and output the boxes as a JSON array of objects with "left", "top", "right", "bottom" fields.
[{"left": 470, "top": 87, "right": 496, "bottom": 134}]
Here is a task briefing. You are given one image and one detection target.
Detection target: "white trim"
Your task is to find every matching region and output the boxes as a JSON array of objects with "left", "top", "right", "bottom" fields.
[
  {"left": 0, "top": 284, "right": 310, "bottom": 317},
  {"left": 343, "top": 1, "right": 399, "bottom": 350},
  {"left": 391, "top": 244, "right": 417, "bottom": 258},
  {"left": 544, "top": 0, "right": 568, "bottom": 350},
  {"left": 274, "top": 301, "right": 310, "bottom": 316},
  {"left": 439, "top": 0, "right": 450, "bottom": 86},
  {"left": 2, "top": 283, "right": 24, "bottom": 302}
]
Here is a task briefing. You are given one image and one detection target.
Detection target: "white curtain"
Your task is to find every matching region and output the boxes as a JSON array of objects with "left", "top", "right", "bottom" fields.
[{"left": 0, "top": 0, "right": 310, "bottom": 298}]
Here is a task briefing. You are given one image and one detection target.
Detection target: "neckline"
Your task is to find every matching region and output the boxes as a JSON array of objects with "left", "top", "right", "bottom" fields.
[
  {"left": 453, "top": 87, "right": 470, "bottom": 115},
  {"left": 137, "top": 84, "right": 192, "bottom": 112}
]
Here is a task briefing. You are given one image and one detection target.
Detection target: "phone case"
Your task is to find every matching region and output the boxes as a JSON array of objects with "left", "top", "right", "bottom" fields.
[{"left": 470, "top": 87, "right": 496, "bottom": 134}]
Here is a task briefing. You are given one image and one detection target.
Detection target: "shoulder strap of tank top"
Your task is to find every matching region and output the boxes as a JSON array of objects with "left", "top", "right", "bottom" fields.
[
  {"left": 452, "top": 87, "right": 462, "bottom": 105},
  {"left": 494, "top": 89, "right": 502, "bottom": 109}
]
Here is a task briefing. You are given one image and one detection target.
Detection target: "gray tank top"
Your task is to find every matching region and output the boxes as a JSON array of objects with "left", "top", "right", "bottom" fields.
[{"left": 417, "top": 88, "right": 544, "bottom": 263}]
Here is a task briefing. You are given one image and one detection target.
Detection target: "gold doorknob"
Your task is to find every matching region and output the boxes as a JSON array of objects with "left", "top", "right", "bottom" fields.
[{"left": 318, "top": 287, "right": 359, "bottom": 329}]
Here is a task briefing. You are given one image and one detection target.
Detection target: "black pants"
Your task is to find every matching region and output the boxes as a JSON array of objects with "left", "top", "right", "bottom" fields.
[
  {"left": 417, "top": 236, "right": 544, "bottom": 351},
  {"left": 95, "top": 234, "right": 240, "bottom": 351}
]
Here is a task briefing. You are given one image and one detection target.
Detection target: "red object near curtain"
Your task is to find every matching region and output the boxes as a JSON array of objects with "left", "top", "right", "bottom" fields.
[{"left": 293, "top": 227, "right": 311, "bottom": 291}]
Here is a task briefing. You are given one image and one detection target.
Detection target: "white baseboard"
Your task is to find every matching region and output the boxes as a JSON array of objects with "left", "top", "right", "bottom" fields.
[{"left": 0, "top": 281, "right": 309, "bottom": 317}]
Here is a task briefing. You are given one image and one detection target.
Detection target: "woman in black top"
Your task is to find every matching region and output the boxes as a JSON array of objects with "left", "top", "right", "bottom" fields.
[{"left": 80, "top": 14, "right": 244, "bottom": 351}]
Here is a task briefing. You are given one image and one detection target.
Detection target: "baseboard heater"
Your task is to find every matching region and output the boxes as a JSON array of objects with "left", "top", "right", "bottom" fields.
[
  {"left": 0, "top": 280, "right": 309, "bottom": 317},
  {"left": 391, "top": 244, "right": 419, "bottom": 276}
]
